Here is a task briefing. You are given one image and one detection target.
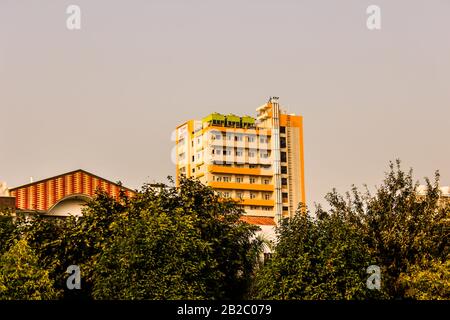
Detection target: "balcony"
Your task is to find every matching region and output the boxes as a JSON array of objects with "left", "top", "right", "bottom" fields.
[
  {"left": 208, "top": 181, "right": 274, "bottom": 192},
  {"left": 208, "top": 165, "right": 272, "bottom": 176}
]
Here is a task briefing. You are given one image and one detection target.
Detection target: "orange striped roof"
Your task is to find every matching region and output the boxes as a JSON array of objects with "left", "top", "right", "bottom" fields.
[
  {"left": 9, "top": 169, "right": 135, "bottom": 212},
  {"left": 240, "top": 216, "right": 276, "bottom": 226}
]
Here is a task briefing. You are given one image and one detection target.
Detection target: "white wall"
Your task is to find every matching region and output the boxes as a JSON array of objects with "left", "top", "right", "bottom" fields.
[
  {"left": 48, "top": 197, "right": 88, "bottom": 217},
  {"left": 256, "top": 225, "right": 276, "bottom": 254}
]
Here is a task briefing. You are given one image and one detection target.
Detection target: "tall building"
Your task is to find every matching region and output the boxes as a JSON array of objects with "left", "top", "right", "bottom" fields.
[{"left": 175, "top": 97, "right": 306, "bottom": 223}]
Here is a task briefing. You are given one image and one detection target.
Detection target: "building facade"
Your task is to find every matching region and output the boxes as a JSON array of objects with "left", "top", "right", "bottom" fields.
[
  {"left": 417, "top": 185, "right": 450, "bottom": 207},
  {"left": 175, "top": 97, "right": 306, "bottom": 223}
]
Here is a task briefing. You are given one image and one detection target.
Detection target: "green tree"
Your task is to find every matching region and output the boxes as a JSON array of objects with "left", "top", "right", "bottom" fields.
[
  {"left": 399, "top": 257, "right": 450, "bottom": 300},
  {"left": 0, "top": 211, "right": 16, "bottom": 256},
  {"left": 1, "top": 177, "right": 261, "bottom": 300},
  {"left": 357, "top": 161, "right": 448, "bottom": 298},
  {"left": 252, "top": 207, "right": 380, "bottom": 299},
  {"left": 15, "top": 213, "right": 84, "bottom": 299},
  {"left": 253, "top": 160, "right": 449, "bottom": 299},
  {"left": 90, "top": 177, "right": 262, "bottom": 299},
  {"left": 91, "top": 208, "right": 216, "bottom": 299},
  {"left": 0, "top": 239, "right": 60, "bottom": 300}
]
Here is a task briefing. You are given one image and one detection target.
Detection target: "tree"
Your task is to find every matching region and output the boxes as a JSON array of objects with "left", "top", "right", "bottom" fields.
[
  {"left": 90, "top": 177, "right": 262, "bottom": 299},
  {"left": 399, "top": 258, "right": 450, "bottom": 300},
  {"left": 2, "top": 161, "right": 445, "bottom": 300},
  {"left": 0, "top": 211, "right": 16, "bottom": 256},
  {"left": 91, "top": 208, "right": 217, "bottom": 299},
  {"left": 252, "top": 207, "right": 381, "bottom": 299},
  {"left": 15, "top": 213, "right": 85, "bottom": 299},
  {"left": 0, "top": 177, "right": 261, "bottom": 300},
  {"left": 253, "top": 160, "right": 449, "bottom": 299},
  {"left": 359, "top": 161, "right": 448, "bottom": 298},
  {"left": 0, "top": 239, "right": 60, "bottom": 300}
]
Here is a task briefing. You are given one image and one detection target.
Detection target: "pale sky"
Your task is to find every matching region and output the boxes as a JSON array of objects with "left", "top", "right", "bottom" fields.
[{"left": 1, "top": 0, "right": 449, "bottom": 208}]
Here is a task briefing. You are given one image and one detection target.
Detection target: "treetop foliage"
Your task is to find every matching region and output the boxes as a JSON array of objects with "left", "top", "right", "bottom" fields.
[{"left": 0, "top": 161, "right": 448, "bottom": 300}]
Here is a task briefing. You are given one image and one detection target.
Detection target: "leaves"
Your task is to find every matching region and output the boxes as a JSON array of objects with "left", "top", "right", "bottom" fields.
[
  {"left": 253, "top": 160, "right": 449, "bottom": 300},
  {"left": 399, "top": 258, "right": 450, "bottom": 300},
  {"left": 90, "top": 177, "right": 261, "bottom": 300},
  {"left": 0, "top": 176, "right": 261, "bottom": 300},
  {"left": 0, "top": 239, "right": 60, "bottom": 300},
  {"left": 0, "top": 161, "right": 447, "bottom": 300}
]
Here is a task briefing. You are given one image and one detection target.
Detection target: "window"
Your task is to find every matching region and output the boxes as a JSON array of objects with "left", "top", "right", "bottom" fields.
[
  {"left": 260, "top": 151, "right": 269, "bottom": 158},
  {"left": 281, "top": 166, "right": 287, "bottom": 174},
  {"left": 235, "top": 135, "right": 243, "bottom": 141},
  {"left": 192, "top": 168, "right": 195, "bottom": 173},
  {"left": 283, "top": 206, "right": 289, "bottom": 211},
  {"left": 215, "top": 134, "right": 222, "bottom": 140},
  {"left": 192, "top": 156, "right": 195, "bottom": 162},
  {"left": 223, "top": 176, "right": 230, "bottom": 182},
  {"left": 259, "top": 136, "right": 268, "bottom": 143},
  {"left": 236, "top": 149, "right": 243, "bottom": 157},
  {"left": 262, "top": 207, "right": 271, "bottom": 211},
  {"left": 282, "top": 178, "right": 287, "bottom": 185},
  {"left": 250, "top": 206, "right": 259, "bottom": 210},
  {"left": 197, "top": 138, "right": 201, "bottom": 144},
  {"left": 250, "top": 193, "right": 257, "bottom": 199},
  {"left": 280, "top": 137, "right": 286, "bottom": 148},
  {"left": 216, "top": 176, "right": 222, "bottom": 182},
  {"left": 249, "top": 164, "right": 257, "bottom": 168},
  {"left": 223, "top": 192, "right": 230, "bottom": 198},
  {"left": 249, "top": 177, "right": 256, "bottom": 184},
  {"left": 249, "top": 150, "right": 256, "bottom": 157},
  {"left": 248, "top": 136, "right": 255, "bottom": 142},
  {"left": 281, "top": 152, "right": 287, "bottom": 162},
  {"left": 280, "top": 126, "right": 286, "bottom": 133},
  {"left": 236, "top": 192, "right": 243, "bottom": 199},
  {"left": 263, "top": 179, "right": 270, "bottom": 185},
  {"left": 282, "top": 192, "right": 288, "bottom": 199},
  {"left": 264, "top": 193, "right": 271, "bottom": 200},
  {"left": 236, "top": 177, "right": 243, "bottom": 183}
]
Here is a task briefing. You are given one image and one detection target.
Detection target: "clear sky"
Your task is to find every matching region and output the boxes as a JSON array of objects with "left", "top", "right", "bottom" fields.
[{"left": 1, "top": 0, "right": 449, "bottom": 208}]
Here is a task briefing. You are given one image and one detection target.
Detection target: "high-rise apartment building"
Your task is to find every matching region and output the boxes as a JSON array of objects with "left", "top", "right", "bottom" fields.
[{"left": 175, "top": 97, "right": 305, "bottom": 223}]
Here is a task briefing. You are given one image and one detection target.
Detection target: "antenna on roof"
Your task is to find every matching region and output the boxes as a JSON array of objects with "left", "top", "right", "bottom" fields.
[{"left": 269, "top": 96, "right": 279, "bottom": 103}]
